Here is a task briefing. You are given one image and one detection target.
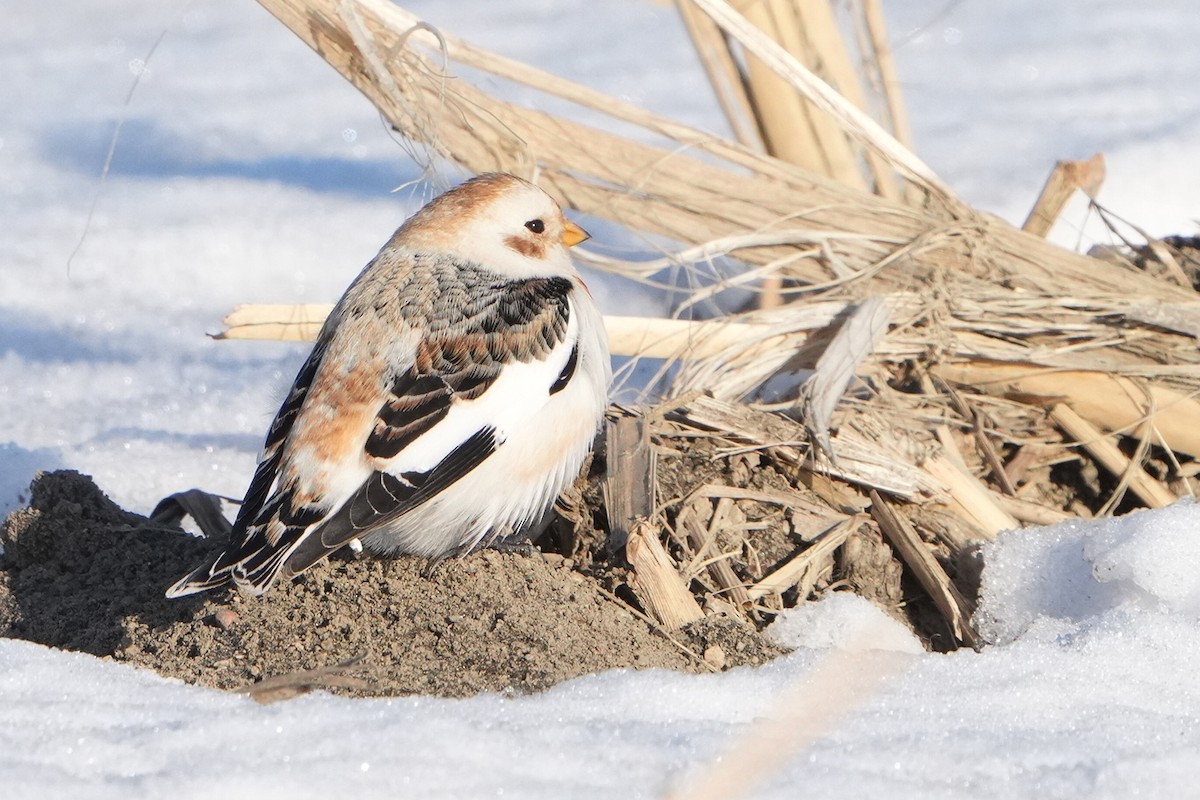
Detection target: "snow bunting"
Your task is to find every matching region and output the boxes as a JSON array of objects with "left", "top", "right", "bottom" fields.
[{"left": 167, "top": 173, "right": 611, "bottom": 597}]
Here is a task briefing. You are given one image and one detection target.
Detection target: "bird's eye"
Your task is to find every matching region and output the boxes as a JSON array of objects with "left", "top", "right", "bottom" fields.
[{"left": 524, "top": 219, "right": 545, "bottom": 234}]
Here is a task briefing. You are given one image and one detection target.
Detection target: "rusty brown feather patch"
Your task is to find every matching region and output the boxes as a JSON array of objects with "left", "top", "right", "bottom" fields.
[
  {"left": 504, "top": 234, "right": 545, "bottom": 260},
  {"left": 384, "top": 173, "right": 531, "bottom": 251},
  {"left": 288, "top": 355, "right": 388, "bottom": 466}
]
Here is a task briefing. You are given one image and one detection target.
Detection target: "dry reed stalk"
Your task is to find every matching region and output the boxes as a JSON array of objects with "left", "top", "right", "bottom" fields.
[
  {"left": 747, "top": 514, "right": 863, "bottom": 600},
  {"left": 922, "top": 454, "right": 1017, "bottom": 539},
  {"left": 218, "top": 305, "right": 802, "bottom": 359},
  {"left": 994, "top": 494, "right": 1072, "bottom": 526},
  {"left": 685, "top": 0, "right": 902, "bottom": 200},
  {"left": 1050, "top": 403, "right": 1177, "bottom": 509},
  {"left": 932, "top": 362, "right": 1200, "bottom": 459},
  {"left": 746, "top": 0, "right": 869, "bottom": 190},
  {"left": 1021, "top": 153, "right": 1106, "bottom": 237},
  {"left": 688, "top": 0, "right": 953, "bottom": 200},
  {"left": 858, "top": 0, "right": 922, "bottom": 205},
  {"left": 675, "top": 498, "right": 754, "bottom": 611},
  {"left": 672, "top": 0, "right": 765, "bottom": 151},
  {"left": 788, "top": 0, "right": 901, "bottom": 200},
  {"left": 757, "top": 274, "right": 785, "bottom": 310},
  {"left": 859, "top": 0, "right": 912, "bottom": 150},
  {"left": 254, "top": 0, "right": 1200, "bottom": 346},
  {"left": 665, "top": 617, "right": 915, "bottom": 800},
  {"left": 870, "top": 491, "right": 979, "bottom": 647},
  {"left": 222, "top": 291, "right": 1200, "bottom": 391},
  {"left": 217, "top": 303, "right": 330, "bottom": 342},
  {"left": 971, "top": 409, "right": 1018, "bottom": 496},
  {"left": 239, "top": 655, "right": 372, "bottom": 703}
]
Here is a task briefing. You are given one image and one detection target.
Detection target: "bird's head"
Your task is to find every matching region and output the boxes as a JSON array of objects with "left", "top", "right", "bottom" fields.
[{"left": 392, "top": 173, "right": 590, "bottom": 278}]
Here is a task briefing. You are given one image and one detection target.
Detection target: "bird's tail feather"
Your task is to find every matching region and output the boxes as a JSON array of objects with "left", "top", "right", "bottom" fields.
[
  {"left": 164, "top": 559, "right": 233, "bottom": 598},
  {"left": 164, "top": 527, "right": 304, "bottom": 598}
]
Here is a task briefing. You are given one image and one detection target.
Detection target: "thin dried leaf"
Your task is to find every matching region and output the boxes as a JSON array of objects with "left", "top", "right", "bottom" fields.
[{"left": 796, "top": 296, "right": 890, "bottom": 459}]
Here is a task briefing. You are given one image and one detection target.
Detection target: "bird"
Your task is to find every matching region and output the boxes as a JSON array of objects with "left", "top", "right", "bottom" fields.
[{"left": 166, "top": 173, "right": 611, "bottom": 597}]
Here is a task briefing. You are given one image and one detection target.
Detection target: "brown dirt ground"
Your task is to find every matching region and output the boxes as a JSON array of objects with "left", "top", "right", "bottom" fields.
[{"left": 0, "top": 470, "right": 784, "bottom": 700}]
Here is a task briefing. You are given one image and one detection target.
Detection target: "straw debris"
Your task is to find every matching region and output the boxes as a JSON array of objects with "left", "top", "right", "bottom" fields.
[{"left": 226, "top": 0, "right": 1200, "bottom": 651}]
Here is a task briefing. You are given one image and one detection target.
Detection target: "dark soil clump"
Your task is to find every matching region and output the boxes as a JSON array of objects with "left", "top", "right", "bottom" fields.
[{"left": 0, "top": 471, "right": 780, "bottom": 699}]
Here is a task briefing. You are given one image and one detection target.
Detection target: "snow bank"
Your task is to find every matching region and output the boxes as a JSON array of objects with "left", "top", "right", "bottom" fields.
[
  {"left": 6, "top": 502, "right": 1200, "bottom": 798},
  {"left": 978, "top": 500, "right": 1200, "bottom": 643}
]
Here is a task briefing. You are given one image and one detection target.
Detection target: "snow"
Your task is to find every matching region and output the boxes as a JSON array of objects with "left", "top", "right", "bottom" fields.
[
  {"left": 978, "top": 501, "right": 1200, "bottom": 643},
  {"left": 768, "top": 590, "right": 925, "bottom": 655},
  {"left": 3, "top": 0, "right": 1200, "bottom": 796}
]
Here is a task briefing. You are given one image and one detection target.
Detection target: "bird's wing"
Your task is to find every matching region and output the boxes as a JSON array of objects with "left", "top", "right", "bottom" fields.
[
  {"left": 280, "top": 274, "right": 578, "bottom": 578},
  {"left": 167, "top": 268, "right": 578, "bottom": 597}
]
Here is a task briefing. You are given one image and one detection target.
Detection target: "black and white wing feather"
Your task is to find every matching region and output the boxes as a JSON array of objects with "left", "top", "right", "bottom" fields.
[{"left": 165, "top": 265, "right": 577, "bottom": 597}]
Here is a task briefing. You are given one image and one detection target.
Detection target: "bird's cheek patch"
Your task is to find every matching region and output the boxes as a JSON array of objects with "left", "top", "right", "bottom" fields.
[{"left": 504, "top": 234, "right": 544, "bottom": 259}]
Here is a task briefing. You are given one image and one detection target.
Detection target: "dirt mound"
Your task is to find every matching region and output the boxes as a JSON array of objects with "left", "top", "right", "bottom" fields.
[{"left": 0, "top": 471, "right": 783, "bottom": 699}]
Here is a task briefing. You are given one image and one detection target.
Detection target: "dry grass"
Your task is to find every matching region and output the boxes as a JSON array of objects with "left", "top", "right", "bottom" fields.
[{"left": 238, "top": 0, "right": 1200, "bottom": 650}]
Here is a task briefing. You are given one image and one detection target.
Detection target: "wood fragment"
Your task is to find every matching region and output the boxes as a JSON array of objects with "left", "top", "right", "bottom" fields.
[
  {"left": 1050, "top": 403, "right": 1177, "bottom": 509},
  {"left": 626, "top": 519, "right": 705, "bottom": 629},
  {"left": 748, "top": 515, "right": 862, "bottom": 601},
  {"left": 922, "top": 454, "right": 1018, "bottom": 540},
  {"left": 1021, "top": 153, "right": 1106, "bottom": 238},
  {"left": 677, "top": 498, "right": 754, "bottom": 611},
  {"left": 993, "top": 493, "right": 1072, "bottom": 527},
  {"left": 603, "top": 415, "right": 656, "bottom": 555},
  {"left": 869, "top": 491, "right": 979, "bottom": 647},
  {"left": 239, "top": 655, "right": 372, "bottom": 704}
]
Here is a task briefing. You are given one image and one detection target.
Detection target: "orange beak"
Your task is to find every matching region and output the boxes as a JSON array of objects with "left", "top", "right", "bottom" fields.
[{"left": 561, "top": 220, "right": 590, "bottom": 248}]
